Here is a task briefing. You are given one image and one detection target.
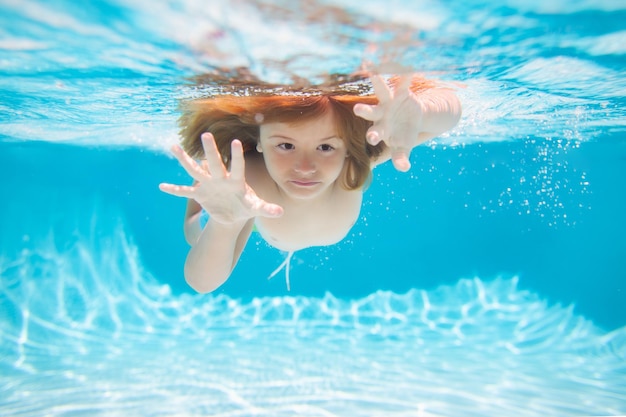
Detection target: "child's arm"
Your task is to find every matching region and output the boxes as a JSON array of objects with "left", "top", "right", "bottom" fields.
[
  {"left": 184, "top": 214, "right": 256, "bottom": 293},
  {"left": 180, "top": 197, "right": 255, "bottom": 292},
  {"left": 160, "top": 133, "right": 283, "bottom": 293},
  {"left": 183, "top": 197, "right": 203, "bottom": 246},
  {"left": 354, "top": 75, "right": 462, "bottom": 171}
]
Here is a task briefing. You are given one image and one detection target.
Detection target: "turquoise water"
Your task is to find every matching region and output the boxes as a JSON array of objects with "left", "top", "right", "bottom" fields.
[{"left": 1, "top": 0, "right": 625, "bottom": 415}]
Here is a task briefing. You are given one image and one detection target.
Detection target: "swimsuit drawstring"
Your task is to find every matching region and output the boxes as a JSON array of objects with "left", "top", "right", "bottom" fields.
[{"left": 267, "top": 251, "right": 294, "bottom": 291}]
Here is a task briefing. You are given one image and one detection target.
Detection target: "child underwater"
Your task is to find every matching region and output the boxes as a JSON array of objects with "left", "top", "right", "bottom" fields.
[{"left": 160, "top": 72, "right": 462, "bottom": 292}]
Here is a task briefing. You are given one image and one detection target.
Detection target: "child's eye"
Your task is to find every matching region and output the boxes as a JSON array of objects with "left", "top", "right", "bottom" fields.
[
  {"left": 277, "top": 143, "right": 295, "bottom": 151},
  {"left": 318, "top": 144, "right": 335, "bottom": 152}
]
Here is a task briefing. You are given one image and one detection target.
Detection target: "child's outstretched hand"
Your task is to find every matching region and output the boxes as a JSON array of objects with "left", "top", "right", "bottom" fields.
[
  {"left": 353, "top": 74, "right": 425, "bottom": 172},
  {"left": 159, "top": 133, "right": 284, "bottom": 224}
]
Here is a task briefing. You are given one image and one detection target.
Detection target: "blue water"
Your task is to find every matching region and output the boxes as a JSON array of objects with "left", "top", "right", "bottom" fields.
[{"left": 1, "top": 0, "right": 625, "bottom": 415}]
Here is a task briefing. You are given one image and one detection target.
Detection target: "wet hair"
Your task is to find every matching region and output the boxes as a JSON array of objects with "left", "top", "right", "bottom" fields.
[{"left": 178, "top": 72, "right": 435, "bottom": 190}]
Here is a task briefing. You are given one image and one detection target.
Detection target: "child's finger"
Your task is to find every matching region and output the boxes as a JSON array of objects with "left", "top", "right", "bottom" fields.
[
  {"left": 353, "top": 103, "right": 383, "bottom": 122},
  {"left": 391, "top": 148, "right": 411, "bottom": 172},
  {"left": 171, "top": 145, "right": 206, "bottom": 182},
  {"left": 396, "top": 74, "right": 413, "bottom": 95},
  {"left": 158, "top": 182, "right": 195, "bottom": 198},
  {"left": 370, "top": 75, "right": 392, "bottom": 103},
  {"left": 201, "top": 133, "right": 226, "bottom": 179},
  {"left": 366, "top": 130, "right": 381, "bottom": 146},
  {"left": 229, "top": 139, "right": 245, "bottom": 182},
  {"left": 366, "top": 123, "right": 386, "bottom": 146}
]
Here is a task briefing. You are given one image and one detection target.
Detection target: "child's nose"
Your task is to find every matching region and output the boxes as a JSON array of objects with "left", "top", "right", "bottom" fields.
[{"left": 294, "top": 154, "right": 316, "bottom": 174}]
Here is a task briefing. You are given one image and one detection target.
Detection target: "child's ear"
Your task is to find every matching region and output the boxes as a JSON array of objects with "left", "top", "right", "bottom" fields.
[{"left": 256, "top": 143, "right": 263, "bottom": 153}]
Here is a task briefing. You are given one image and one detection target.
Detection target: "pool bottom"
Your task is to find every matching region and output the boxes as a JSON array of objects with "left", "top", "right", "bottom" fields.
[{"left": 2, "top": 273, "right": 625, "bottom": 416}]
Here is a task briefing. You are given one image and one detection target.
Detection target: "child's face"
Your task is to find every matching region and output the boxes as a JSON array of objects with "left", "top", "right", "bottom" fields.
[{"left": 259, "top": 111, "right": 348, "bottom": 200}]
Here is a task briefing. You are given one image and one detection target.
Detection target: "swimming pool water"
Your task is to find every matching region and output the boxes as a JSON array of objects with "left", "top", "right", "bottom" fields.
[{"left": 1, "top": 0, "right": 625, "bottom": 415}]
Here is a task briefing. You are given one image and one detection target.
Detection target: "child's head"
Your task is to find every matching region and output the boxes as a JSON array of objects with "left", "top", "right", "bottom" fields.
[{"left": 180, "top": 93, "right": 382, "bottom": 190}]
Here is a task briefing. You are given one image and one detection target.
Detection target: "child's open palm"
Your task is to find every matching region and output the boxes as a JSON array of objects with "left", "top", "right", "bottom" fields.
[
  {"left": 353, "top": 75, "right": 426, "bottom": 172},
  {"left": 159, "top": 133, "right": 283, "bottom": 224}
]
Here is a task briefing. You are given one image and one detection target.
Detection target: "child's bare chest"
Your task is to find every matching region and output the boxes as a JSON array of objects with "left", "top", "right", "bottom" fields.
[{"left": 254, "top": 193, "right": 361, "bottom": 251}]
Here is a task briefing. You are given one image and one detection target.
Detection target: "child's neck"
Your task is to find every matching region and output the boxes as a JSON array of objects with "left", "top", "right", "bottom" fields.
[{"left": 277, "top": 182, "right": 337, "bottom": 208}]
